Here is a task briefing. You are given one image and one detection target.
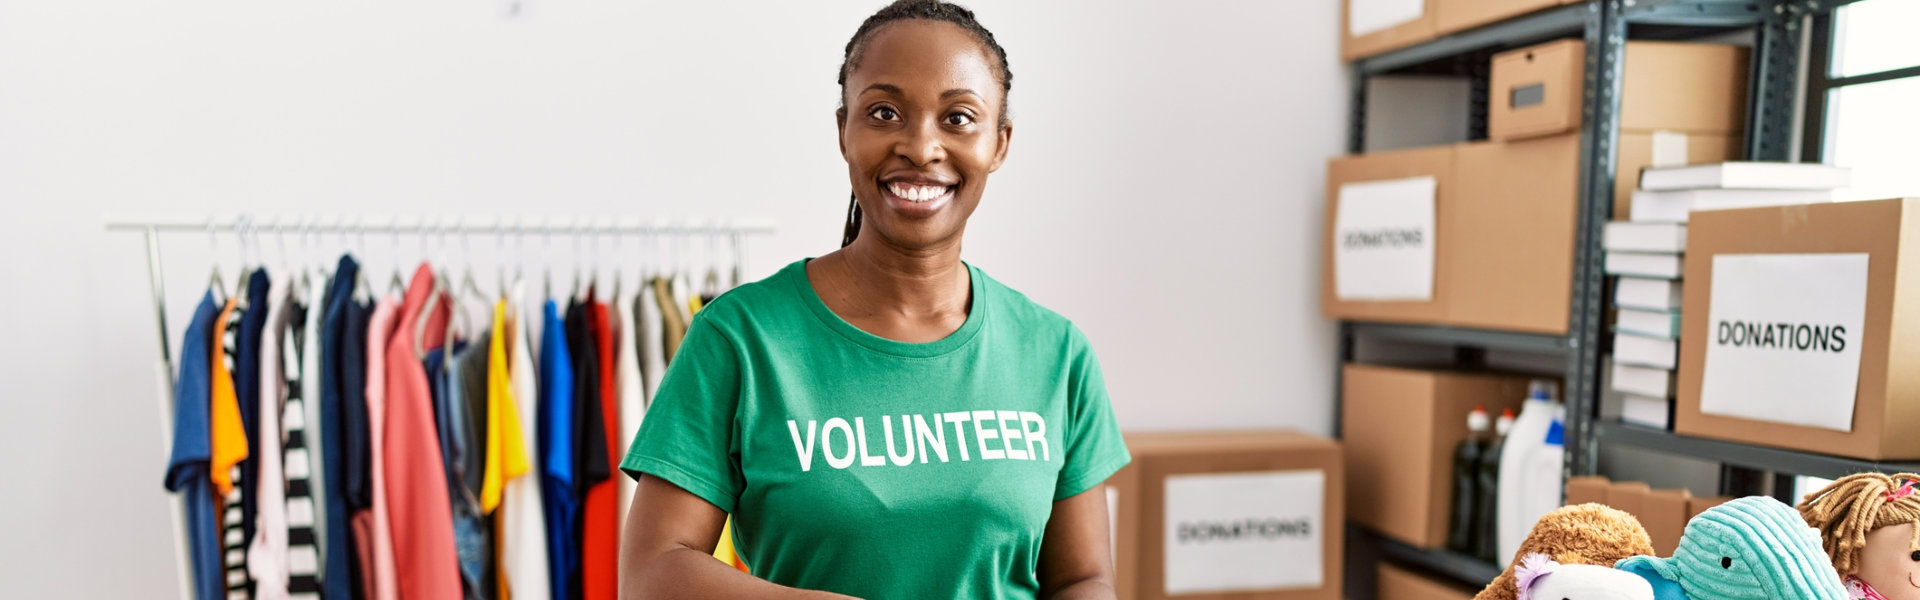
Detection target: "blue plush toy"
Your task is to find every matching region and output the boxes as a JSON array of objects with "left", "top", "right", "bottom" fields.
[{"left": 1614, "top": 496, "right": 1848, "bottom": 600}]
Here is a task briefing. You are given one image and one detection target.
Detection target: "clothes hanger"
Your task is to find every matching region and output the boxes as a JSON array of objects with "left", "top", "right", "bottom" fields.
[
  {"left": 542, "top": 219, "right": 554, "bottom": 302},
  {"left": 701, "top": 224, "right": 722, "bottom": 300},
  {"left": 416, "top": 218, "right": 451, "bottom": 361},
  {"left": 208, "top": 219, "right": 230, "bottom": 305},
  {"left": 352, "top": 216, "right": 375, "bottom": 304},
  {"left": 457, "top": 220, "right": 489, "bottom": 334},
  {"left": 729, "top": 230, "right": 744, "bottom": 290}
]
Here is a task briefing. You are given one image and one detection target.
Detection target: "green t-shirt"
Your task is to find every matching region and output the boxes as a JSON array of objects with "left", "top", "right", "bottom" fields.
[{"left": 621, "top": 258, "right": 1131, "bottom": 600}]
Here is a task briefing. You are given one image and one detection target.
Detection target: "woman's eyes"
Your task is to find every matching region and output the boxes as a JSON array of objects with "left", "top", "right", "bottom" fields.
[{"left": 865, "top": 106, "right": 976, "bottom": 127}]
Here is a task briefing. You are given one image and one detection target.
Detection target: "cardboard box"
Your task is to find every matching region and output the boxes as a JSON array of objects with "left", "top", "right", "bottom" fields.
[
  {"left": 1614, "top": 131, "right": 1742, "bottom": 219},
  {"left": 1119, "top": 431, "right": 1345, "bottom": 600},
  {"left": 1323, "top": 145, "right": 1456, "bottom": 325},
  {"left": 1448, "top": 134, "right": 1581, "bottom": 333},
  {"left": 1342, "top": 364, "right": 1531, "bottom": 548},
  {"left": 1676, "top": 198, "right": 1920, "bottom": 460},
  {"left": 1344, "top": 0, "right": 1437, "bottom": 61},
  {"left": 1687, "top": 496, "right": 1733, "bottom": 520},
  {"left": 1378, "top": 564, "right": 1477, "bottom": 600},
  {"left": 1621, "top": 42, "right": 1750, "bottom": 134},
  {"left": 1605, "top": 481, "right": 1652, "bottom": 517},
  {"left": 1566, "top": 476, "right": 1611, "bottom": 506},
  {"left": 1490, "top": 40, "right": 1749, "bottom": 141},
  {"left": 1435, "top": 0, "right": 1578, "bottom": 36},
  {"left": 1325, "top": 134, "right": 1579, "bottom": 334},
  {"left": 1641, "top": 489, "right": 1693, "bottom": 556}
]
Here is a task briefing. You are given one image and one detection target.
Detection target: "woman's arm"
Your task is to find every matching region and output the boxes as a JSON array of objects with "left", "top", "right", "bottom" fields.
[
  {"left": 1037, "top": 485, "right": 1120, "bottom": 600},
  {"left": 620, "top": 475, "right": 857, "bottom": 600}
]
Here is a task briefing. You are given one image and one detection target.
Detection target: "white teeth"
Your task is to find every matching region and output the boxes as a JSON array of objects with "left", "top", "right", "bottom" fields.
[{"left": 888, "top": 182, "right": 949, "bottom": 202}]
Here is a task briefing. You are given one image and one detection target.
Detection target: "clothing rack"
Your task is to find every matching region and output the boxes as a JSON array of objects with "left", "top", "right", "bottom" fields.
[{"left": 107, "top": 213, "right": 777, "bottom": 600}]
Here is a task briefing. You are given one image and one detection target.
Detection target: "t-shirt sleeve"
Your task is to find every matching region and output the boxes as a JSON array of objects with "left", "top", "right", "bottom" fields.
[
  {"left": 620, "top": 313, "right": 744, "bottom": 514},
  {"left": 1054, "top": 325, "right": 1131, "bottom": 501}
]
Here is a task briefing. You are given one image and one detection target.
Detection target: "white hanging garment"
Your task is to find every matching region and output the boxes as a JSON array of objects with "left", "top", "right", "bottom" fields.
[
  {"left": 249, "top": 266, "right": 293, "bottom": 600},
  {"left": 500, "top": 278, "right": 552, "bottom": 600},
  {"left": 297, "top": 271, "right": 329, "bottom": 588},
  {"left": 635, "top": 281, "right": 665, "bottom": 406},
  {"left": 615, "top": 282, "right": 645, "bottom": 522}
]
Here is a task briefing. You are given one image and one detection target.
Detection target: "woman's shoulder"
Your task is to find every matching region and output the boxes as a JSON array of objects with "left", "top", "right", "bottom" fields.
[
  {"left": 688, "top": 259, "right": 811, "bottom": 328},
  {"left": 973, "top": 264, "right": 1088, "bottom": 345}
]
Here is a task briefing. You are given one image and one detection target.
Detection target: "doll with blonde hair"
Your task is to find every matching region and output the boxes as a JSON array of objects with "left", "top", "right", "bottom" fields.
[{"left": 1799, "top": 473, "right": 1920, "bottom": 600}]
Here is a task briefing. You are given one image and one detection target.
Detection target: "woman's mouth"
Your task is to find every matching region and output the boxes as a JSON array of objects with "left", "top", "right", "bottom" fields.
[
  {"left": 884, "top": 181, "right": 955, "bottom": 203},
  {"left": 880, "top": 180, "right": 957, "bottom": 217}
]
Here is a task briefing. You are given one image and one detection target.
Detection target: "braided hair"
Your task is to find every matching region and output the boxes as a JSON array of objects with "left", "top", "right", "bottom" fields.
[
  {"left": 1797, "top": 472, "right": 1920, "bottom": 574},
  {"left": 836, "top": 0, "right": 1012, "bottom": 247}
]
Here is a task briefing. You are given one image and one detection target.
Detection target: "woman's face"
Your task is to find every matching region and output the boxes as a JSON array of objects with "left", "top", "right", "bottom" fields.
[{"left": 839, "top": 19, "right": 1010, "bottom": 251}]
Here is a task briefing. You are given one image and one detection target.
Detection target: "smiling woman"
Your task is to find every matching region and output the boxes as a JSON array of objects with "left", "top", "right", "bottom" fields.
[{"left": 615, "top": 1, "right": 1131, "bottom": 600}]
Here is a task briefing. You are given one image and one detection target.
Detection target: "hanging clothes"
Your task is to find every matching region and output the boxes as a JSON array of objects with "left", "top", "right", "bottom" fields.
[
  {"left": 652, "top": 277, "right": 685, "bottom": 363},
  {"left": 581, "top": 296, "right": 620, "bottom": 600},
  {"left": 537, "top": 299, "right": 578, "bottom": 600},
  {"left": 354, "top": 294, "right": 401, "bottom": 600},
  {"left": 480, "top": 300, "right": 531, "bottom": 511},
  {"left": 215, "top": 294, "right": 252, "bottom": 600},
  {"left": 235, "top": 270, "right": 275, "bottom": 595},
  {"left": 500, "top": 282, "right": 550, "bottom": 600},
  {"left": 165, "top": 292, "right": 226, "bottom": 600},
  {"left": 285, "top": 286, "right": 323, "bottom": 600},
  {"left": 383, "top": 264, "right": 462, "bottom": 599},
  {"left": 336, "top": 279, "right": 375, "bottom": 598},
  {"left": 635, "top": 281, "right": 664, "bottom": 408},
  {"left": 317, "top": 255, "right": 363, "bottom": 600},
  {"left": 451, "top": 328, "right": 496, "bottom": 600},
  {"left": 564, "top": 296, "right": 610, "bottom": 600},
  {"left": 249, "top": 268, "right": 293, "bottom": 600},
  {"left": 615, "top": 284, "right": 645, "bottom": 523}
]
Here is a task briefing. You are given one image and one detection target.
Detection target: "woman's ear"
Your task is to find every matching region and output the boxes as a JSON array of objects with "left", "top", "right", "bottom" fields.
[
  {"left": 836, "top": 107, "right": 849, "bottom": 157},
  {"left": 988, "top": 120, "right": 1012, "bottom": 173}
]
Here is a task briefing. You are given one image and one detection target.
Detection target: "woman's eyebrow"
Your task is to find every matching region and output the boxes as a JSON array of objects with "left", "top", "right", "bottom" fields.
[
  {"left": 940, "top": 88, "right": 981, "bottom": 100},
  {"left": 861, "top": 83, "right": 905, "bottom": 96}
]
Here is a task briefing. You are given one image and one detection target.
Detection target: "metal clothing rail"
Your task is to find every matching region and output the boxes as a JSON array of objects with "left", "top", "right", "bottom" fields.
[{"left": 109, "top": 212, "right": 777, "bottom": 600}]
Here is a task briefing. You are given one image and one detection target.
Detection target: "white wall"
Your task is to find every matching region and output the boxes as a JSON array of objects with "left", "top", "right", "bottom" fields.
[{"left": 0, "top": 1, "right": 1345, "bottom": 596}]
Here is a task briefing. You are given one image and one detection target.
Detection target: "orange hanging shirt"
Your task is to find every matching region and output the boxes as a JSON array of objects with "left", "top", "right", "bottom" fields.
[{"left": 209, "top": 298, "right": 249, "bottom": 497}]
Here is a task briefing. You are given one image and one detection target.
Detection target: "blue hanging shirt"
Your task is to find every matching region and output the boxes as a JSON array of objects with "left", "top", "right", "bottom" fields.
[{"left": 164, "top": 292, "right": 224, "bottom": 600}]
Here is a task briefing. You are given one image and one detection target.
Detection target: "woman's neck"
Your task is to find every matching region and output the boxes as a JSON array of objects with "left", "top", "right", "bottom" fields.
[{"left": 809, "top": 233, "right": 972, "bottom": 342}]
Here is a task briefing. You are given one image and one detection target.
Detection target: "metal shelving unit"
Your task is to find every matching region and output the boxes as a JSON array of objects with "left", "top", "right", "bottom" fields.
[
  {"left": 1336, "top": 0, "right": 1833, "bottom": 596},
  {"left": 1595, "top": 422, "right": 1920, "bottom": 481}
]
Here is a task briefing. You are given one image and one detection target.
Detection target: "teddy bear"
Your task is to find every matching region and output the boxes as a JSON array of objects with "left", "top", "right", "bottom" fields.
[{"left": 1475, "top": 503, "right": 1656, "bottom": 600}]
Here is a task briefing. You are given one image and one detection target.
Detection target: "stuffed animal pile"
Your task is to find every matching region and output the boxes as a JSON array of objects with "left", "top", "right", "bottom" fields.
[{"left": 1477, "top": 497, "right": 1849, "bottom": 600}]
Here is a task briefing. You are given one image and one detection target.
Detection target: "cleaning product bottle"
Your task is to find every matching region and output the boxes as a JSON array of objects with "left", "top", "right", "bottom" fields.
[
  {"left": 1472, "top": 408, "right": 1514, "bottom": 562},
  {"left": 1496, "top": 379, "right": 1564, "bottom": 565},
  {"left": 1446, "top": 406, "right": 1491, "bottom": 554}
]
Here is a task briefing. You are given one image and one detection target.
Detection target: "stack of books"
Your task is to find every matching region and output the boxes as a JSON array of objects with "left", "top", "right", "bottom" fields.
[{"left": 1602, "top": 161, "right": 1851, "bottom": 429}]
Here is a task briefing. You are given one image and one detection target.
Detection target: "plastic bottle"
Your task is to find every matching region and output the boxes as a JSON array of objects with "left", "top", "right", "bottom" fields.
[
  {"left": 1496, "top": 379, "right": 1565, "bottom": 565},
  {"left": 1472, "top": 408, "right": 1514, "bottom": 562},
  {"left": 1446, "top": 406, "right": 1492, "bottom": 554}
]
